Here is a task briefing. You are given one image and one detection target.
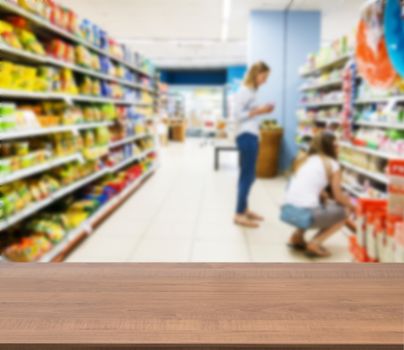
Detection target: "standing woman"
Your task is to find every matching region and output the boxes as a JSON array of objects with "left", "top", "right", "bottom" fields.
[{"left": 233, "top": 62, "right": 274, "bottom": 228}]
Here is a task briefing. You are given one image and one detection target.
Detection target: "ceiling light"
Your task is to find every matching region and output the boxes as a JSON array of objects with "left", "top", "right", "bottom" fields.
[
  {"left": 223, "top": 0, "right": 232, "bottom": 21},
  {"left": 221, "top": 0, "right": 232, "bottom": 42}
]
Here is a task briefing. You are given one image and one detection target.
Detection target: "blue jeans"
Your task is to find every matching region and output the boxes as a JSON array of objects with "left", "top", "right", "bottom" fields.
[{"left": 236, "top": 133, "right": 259, "bottom": 214}]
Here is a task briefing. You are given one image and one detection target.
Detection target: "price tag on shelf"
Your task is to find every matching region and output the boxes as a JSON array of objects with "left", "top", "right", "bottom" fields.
[
  {"left": 64, "top": 95, "right": 73, "bottom": 106},
  {"left": 77, "top": 154, "right": 86, "bottom": 165},
  {"left": 71, "top": 127, "right": 79, "bottom": 136}
]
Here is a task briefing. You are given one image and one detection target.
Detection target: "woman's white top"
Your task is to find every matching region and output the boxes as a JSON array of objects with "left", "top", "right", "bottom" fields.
[
  {"left": 285, "top": 155, "right": 340, "bottom": 208},
  {"left": 233, "top": 86, "right": 259, "bottom": 136}
]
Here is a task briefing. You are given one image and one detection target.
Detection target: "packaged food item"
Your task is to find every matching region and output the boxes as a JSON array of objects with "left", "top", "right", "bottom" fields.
[
  {"left": 60, "top": 68, "right": 78, "bottom": 95},
  {"left": 4, "top": 234, "right": 52, "bottom": 262},
  {"left": 26, "top": 218, "right": 66, "bottom": 244},
  {"left": 0, "top": 103, "right": 17, "bottom": 131},
  {"left": 15, "top": 28, "right": 45, "bottom": 55},
  {"left": 47, "top": 39, "right": 75, "bottom": 63},
  {"left": 0, "top": 20, "right": 22, "bottom": 49},
  {"left": 75, "top": 45, "right": 92, "bottom": 67}
]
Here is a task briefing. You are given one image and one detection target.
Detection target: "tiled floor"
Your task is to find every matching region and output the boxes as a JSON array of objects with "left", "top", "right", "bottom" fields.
[{"left": 66, "top": 140, "right": 351, "bottom": 263}]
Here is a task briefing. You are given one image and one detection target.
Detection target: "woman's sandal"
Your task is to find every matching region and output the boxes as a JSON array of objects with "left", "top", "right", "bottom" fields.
[
  {"left": 305, "top": 244, "right": 331, "bottom": 258},
  {"left": 234, "top": 216, "right": 260, "bottom": 228},
  {"left": 246, "top": 211, "right": 264, "bottom": 222}
]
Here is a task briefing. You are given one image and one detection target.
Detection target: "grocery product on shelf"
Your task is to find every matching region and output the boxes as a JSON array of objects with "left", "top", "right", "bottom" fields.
[
  {"left": 300, "top": 36, "right": 351, "bottom": 75},
  {"left": 339, "top": 144, "right": 387, "bottom": 174},
  {"left": 342, "top": 169, "right": 387, "bottom": 199},
  {"left": 300, "top": 68, "right": 343, "bottom": 91},
  {"left": 348, "top": 195, "right": 404, "bottom": 263}
]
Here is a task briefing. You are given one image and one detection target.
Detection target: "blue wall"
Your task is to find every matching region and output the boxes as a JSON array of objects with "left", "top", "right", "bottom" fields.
[
  {"left": 160, "top": 69, "right": 226, "bottom": 85},
  {"left": 226, "top": 65, "right": 247, "bottom": 94},
  {"left": 248, "top": 10, "right": 320, "bottom": 171}
]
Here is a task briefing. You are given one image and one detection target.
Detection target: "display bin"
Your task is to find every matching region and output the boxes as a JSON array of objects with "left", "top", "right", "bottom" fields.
[
  {"left": 170, "top": 119, "right": 187, "bottom": 142},
  {"left": 256, "top": 128, "right": 283, "bottom": 178}
]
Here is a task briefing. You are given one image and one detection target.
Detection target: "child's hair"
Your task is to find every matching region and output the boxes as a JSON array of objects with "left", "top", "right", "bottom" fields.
[
  {"left": 244, "top": 61, "right": 270, "bottom": 89},
  {"left": 292, "top": 132, "right": 337, "bottom": 174}
]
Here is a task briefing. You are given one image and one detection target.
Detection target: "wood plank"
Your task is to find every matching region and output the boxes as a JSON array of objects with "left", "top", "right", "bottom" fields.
[{"left": 0, "top": 264, "right": 403, "bottom": 349}]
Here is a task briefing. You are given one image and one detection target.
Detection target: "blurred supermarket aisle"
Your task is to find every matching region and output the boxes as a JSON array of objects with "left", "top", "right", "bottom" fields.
[{"left": 67, "top": 140, "right": 351, "bottom": 263}]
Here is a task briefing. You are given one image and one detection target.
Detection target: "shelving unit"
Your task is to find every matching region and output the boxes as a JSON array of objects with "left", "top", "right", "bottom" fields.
[
  {"left": 0, "top": 44, "right": 154, "bottom": 93},
  {"left": 300, "top": 53, "right": 352, "bottom": 77},
  {"left": 340, "top": 161, "right": 389, "bottom": 185},
  {"left": 342, "top": 183, "right": 366, "bottom": 198},
  {"left": 0, "top": 0, "right": 152, "bottom": 78},
  {"left": 0, "top": 148, "right": 155, "bottom": 233},
  {"left": 297, "top": 41, "right": 402, "bottom": 203},
  {"left": 302, "top": 100, "right": 344, "bottom": 108},
  {"left": 0, "top": 89, "right": 152, "bottom": 106},
  {"left": 355, "top": 120, "right": 404, "bottom": 129},
  {"left": 300, "top": 79, "right": 343, "bottom": 92},
  {"left": 339, "top": 141, "right": 397, "bottom": 160},
  {"left": 0, "top": 0, "right": 159, "bottom": 263},
  {"left": 0, "top": 121, "right": 114, "bottom": 141},
  {"left": 30, "top": 165, "right": 156, "bottom": 263},
  {"left": 0, "top": 153, "right": 82, "bottom": 186},
  {"left": 297, "top": 47, "right": 351, "bottom": 151},
  {"left": 109, "top": 133, "right": 150, "bottom": 149}
]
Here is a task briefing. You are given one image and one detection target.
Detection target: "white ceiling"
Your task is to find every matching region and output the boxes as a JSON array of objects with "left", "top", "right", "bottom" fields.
[{"left": 60, "top": 0, "right": 364, "bottom": 68}]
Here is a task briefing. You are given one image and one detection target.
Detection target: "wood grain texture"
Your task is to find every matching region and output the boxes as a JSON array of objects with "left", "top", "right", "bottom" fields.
[{"left": 0, "top": 264, "right": 403, "bottom": 349}]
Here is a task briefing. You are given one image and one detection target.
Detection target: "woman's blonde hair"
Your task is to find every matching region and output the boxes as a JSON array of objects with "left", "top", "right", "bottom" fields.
[
  {"left": 244, "top": 61, "right": 270, "bottom": 89},
  {"left": 292, "top": 132, "right": 337, "bottom": 174}
]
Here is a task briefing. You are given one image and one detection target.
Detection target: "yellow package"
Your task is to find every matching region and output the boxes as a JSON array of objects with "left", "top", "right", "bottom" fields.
[{"left": 0, "top": 62, "right": 14, "bottom": 89}]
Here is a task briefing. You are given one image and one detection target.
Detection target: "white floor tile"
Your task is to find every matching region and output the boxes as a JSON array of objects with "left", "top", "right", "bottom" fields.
[
  {"left": 129, "top": 238, "right": 192, "bottom": 262},
  {"left": 191, "top": 241, "right": 251, "bottom": 262}
]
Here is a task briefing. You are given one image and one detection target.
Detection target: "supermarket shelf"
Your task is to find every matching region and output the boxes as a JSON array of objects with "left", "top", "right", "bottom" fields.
[
  {"left": 0, "top": 89, "right": 146, "bottom": 106},
  {"left": 52, "top": 168, "right": 109, "bottom": 200},
  {"left": 38, "top": 166, "right": 156, "bottom": 263},
  {"left": 0, "top": 121, "right": 114, "bottom": 141},
  {"left": 315, "top": 116, "right": 341, "bottom": 124},
  {"left": 355, "top": 96, "right": 400, "bottom": 105},
  {"left": 340, "top": 161, "right": 388, "bottom": 185},
  {"left": 0, "top": 44, "right": 154, "bottom": 93},
  {"left": 109, "top": 149, "right": 155, "bottom": 174},
  {"left": 342, "top": 183, "right": 366, "bottom": 198},
  {"left": 300, "top": 53, "right": 352, "bottom": 77},
  {"left": 0, "top": 196, "right": 54, "bottom": 232},
  {"left": 302, "top": 100, "right": 344, "bottom": 108},
  {"left": 355, "top": 120, "right": 404, "bottom": 130},
  {"left": 38, "top": 224, "right": 88, "bottom": 263},
  {"left": 300, "top": 79, "right": 343, "bottom": 92},
  {"left": 0, "top": 167, "right": 109, "bottom": 232},
  {"left": 0, "top": 153, "right": 81, "bottom": 186},
  {"left": 88, "top": 165, "right": 156, "bottom": 229},
  {"left": 0, "top": 0, "right": 152, "bottom": 78},
  {"left": 109, "top": 133, "right": 150, "bottom": 149},
  {"left": 339, "top": 141, "right": 398, "bottom": 160}
]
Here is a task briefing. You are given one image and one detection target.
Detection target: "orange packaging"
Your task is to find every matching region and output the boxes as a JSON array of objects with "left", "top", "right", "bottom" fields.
[
  {"left": 356, "top": 199, "right": 387, "bottom": 250},
  {"left": 356, "top": 5, "right": 397, "bottom": 89},
  {"left": 394, "top": 221, "right": 404, "bottom": 263},
  {"left": 375, "top": 215, "right": 387, "bottom": 262},
  {"left": 385, "top": 216, "right": 402, "bottom": 262}
]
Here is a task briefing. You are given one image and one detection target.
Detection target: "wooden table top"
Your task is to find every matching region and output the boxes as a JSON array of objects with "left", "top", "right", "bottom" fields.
[{"left": 0, "top": 264, "right": 403, "bottom": 349}]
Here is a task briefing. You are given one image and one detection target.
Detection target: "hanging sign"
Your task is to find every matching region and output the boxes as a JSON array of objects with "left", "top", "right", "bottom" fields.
[{"left": 356, "top": 0, "right": 397, "bottom": 88}]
